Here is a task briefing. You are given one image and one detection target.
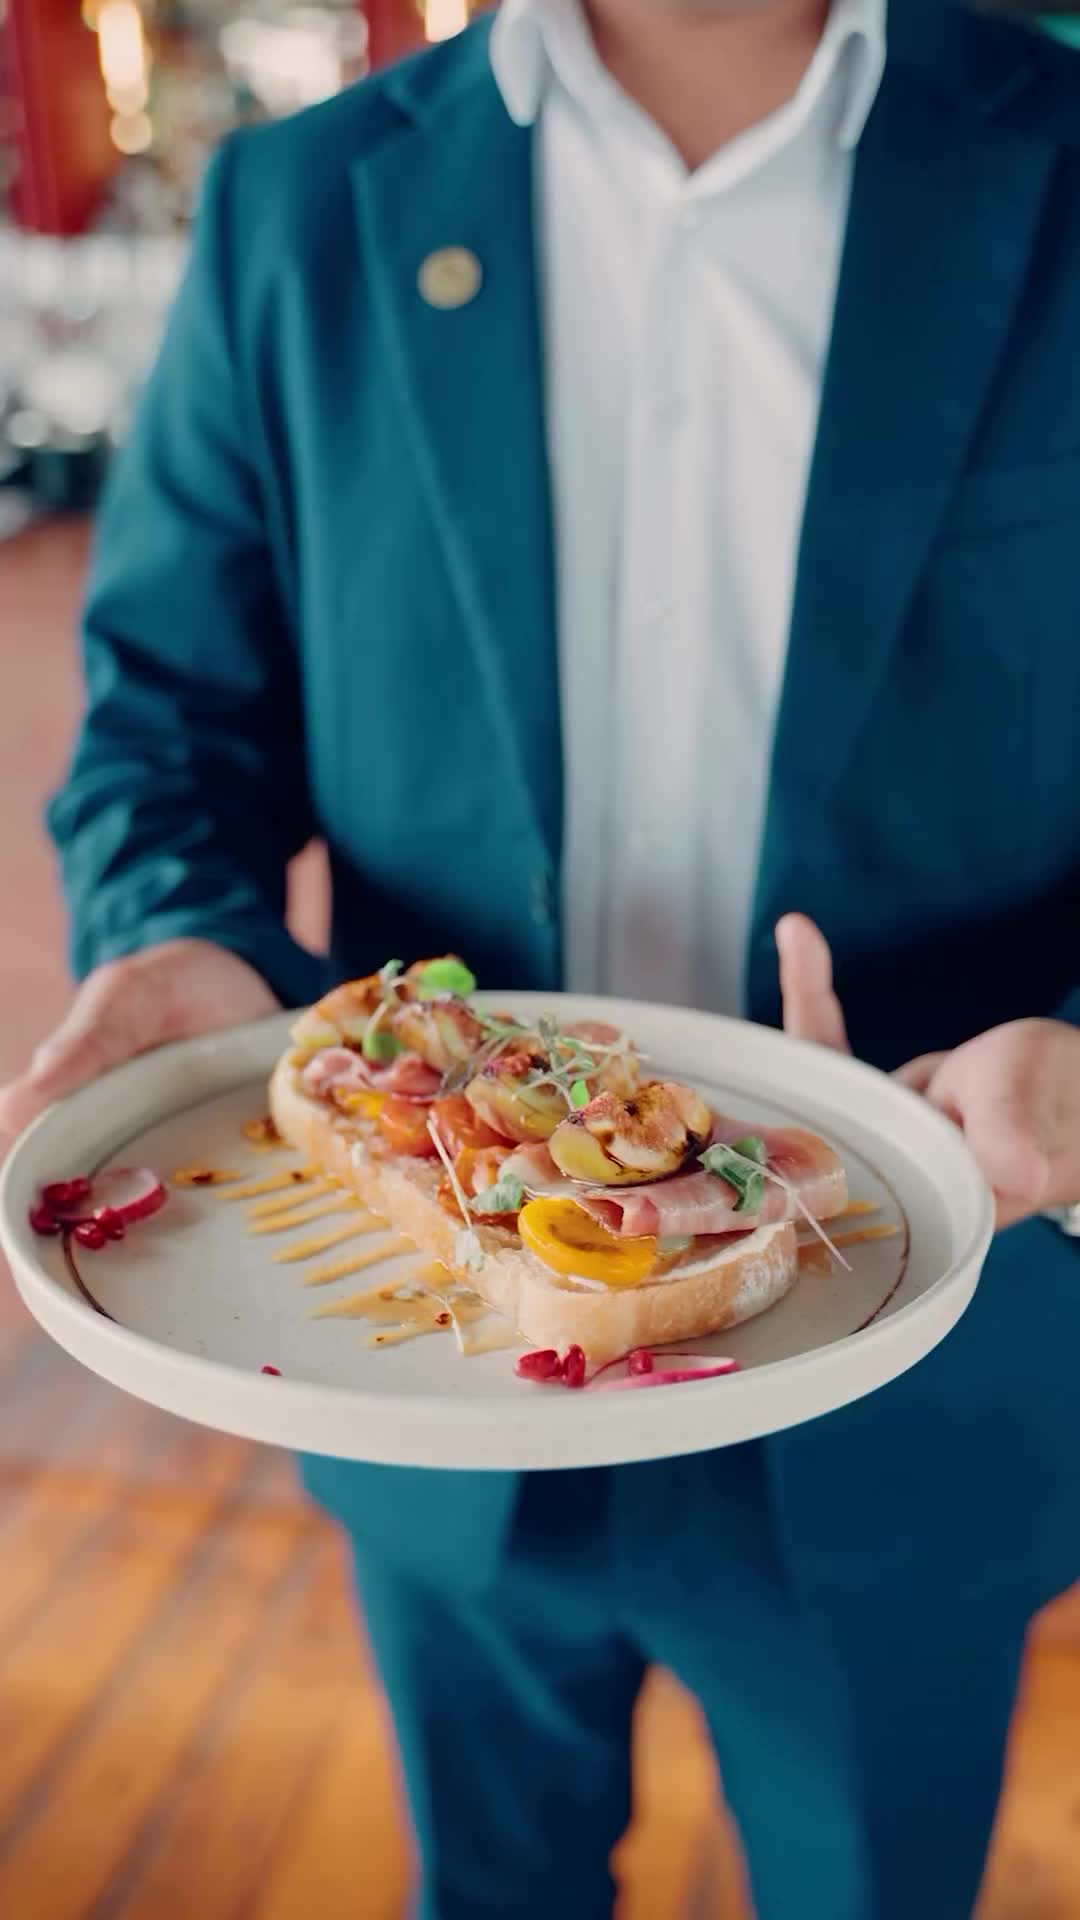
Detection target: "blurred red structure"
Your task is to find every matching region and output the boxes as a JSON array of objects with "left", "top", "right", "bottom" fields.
[
  {"left": 366, "top": 0, "right": 427, "bottom": 68},
  {"left": 1, "top": 0, "right": 432, "bottom": 236},
  {"left": 3, "top": 0, "right": 119, "bottom": 234}
]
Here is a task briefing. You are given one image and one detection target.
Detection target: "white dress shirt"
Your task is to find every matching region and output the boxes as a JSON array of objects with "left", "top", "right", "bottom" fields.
[{"left": 491, "top": 0, "right": 886, "bottom": 1013}]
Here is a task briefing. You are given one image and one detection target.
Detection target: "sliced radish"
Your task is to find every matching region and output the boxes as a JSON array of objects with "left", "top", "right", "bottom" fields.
[
  {"left": 597, "top": 1360, "right": 739, "bottom": 1390},
  {"left": 88, "top": 1167, "right": 167, "bottom": 1225}
]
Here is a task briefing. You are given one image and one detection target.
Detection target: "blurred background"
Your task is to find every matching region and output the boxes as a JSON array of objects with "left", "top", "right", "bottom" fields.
[{"left": 0, "top": 4, "right": 1079, "bottom": 1916}]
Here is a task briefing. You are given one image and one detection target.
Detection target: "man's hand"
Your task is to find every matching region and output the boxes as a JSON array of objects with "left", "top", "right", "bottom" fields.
[
  {"left": 776, "top": 913, "right": 1080, "bottom": 1229},
  {"left": 0, "top": 939, "right": 280, "bottom": 1138}
]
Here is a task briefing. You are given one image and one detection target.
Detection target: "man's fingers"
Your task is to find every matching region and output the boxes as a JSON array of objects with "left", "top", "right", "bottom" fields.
[
  {"left": 929, "top": 1048, "right": 1052, "bottom": 1211},
  {"left": 894, "top": 1052, "right": 948, "bottom": 1094},
  {"left": 0, "top": 995, "right": 130, "bottom": 1138},
  {"left": 775, "top": 914, "right": 850, "bottom": 1053},
  {"left": 963, "top": 1095, "right": 1051, "bottom": 1210},
  {"left": 0, "top": 941, "right": 281, "bottom": 1143}
]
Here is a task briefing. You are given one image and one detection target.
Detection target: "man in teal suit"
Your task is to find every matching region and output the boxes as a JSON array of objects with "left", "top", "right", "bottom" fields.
[{"left": 4, "top": 1, "right": 1080, "bottom": 1913}]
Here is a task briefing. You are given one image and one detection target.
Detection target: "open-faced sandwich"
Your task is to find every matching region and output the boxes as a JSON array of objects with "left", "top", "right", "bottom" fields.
[{"left": 269, "top": 957, "right": 850, "bottom": 1365}]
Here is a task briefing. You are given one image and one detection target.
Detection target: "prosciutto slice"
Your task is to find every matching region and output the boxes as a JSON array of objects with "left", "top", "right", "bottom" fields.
[
  {"left": 505, "top": 1122, "right": 846, "bottom": 1238},
  {"left": 302, "top": 1046, "right": 441, "bottom": 1104},
  {"left": 581, "top": 1122, "right": 847, "bottom": 1237}
]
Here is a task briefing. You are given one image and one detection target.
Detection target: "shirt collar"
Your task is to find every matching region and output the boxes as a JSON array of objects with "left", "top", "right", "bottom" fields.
[{"left": 491, "top": 0, "right": 887, "bottom": 153}]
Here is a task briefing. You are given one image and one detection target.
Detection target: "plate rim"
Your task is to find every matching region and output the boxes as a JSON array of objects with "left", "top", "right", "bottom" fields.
[{"left": 0, "top": 997, "right": 996, "bottom": 1466}]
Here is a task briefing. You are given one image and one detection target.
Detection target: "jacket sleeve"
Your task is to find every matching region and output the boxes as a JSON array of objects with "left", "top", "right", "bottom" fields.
[{"left": 47, "top": 136, "right": 327, "bottom": 1010}]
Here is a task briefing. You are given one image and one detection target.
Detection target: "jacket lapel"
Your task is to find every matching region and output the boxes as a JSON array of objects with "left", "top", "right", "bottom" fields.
[
  {"left": 756, "top": 17, "right": 1057, "bottom": 933},
  {"left": 351, "top": 36, "right": 562, "bottom": 864}
]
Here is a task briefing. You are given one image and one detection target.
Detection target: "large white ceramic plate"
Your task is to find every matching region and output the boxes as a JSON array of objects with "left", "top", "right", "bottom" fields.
[{"left": 0, "top": 996, "right": 994, "bottom": 1471}]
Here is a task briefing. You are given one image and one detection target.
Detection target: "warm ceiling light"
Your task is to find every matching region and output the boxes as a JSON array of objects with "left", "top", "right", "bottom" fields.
[
  {"left": 423, "top": 0, "right": 470, "bottom": 44},
  {"left": 106, "top": 77, "right": 150, "bottom": 114},
  {"left": 110, "top": 110, "right": 153, "bottom": 155},
  {"left": 97, "top": 2, "right": 149, "bottom": 95}
]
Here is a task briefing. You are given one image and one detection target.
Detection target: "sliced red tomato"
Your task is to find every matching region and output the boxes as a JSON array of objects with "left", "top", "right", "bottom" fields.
[
  {"left": 378, "top": 1095, "right": 438, "bottom": 1158},
  {"left": 429, "top": 1094, "right": 506, "bottom": 1157}
]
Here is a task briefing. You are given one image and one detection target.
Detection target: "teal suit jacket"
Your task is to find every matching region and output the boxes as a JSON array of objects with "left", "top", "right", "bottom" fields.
[{"left": 51, "top": 4, "right": 1080, "bottom": 1601}]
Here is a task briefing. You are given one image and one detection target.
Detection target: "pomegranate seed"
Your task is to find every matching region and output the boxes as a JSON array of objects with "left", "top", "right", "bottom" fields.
[
  {"left": 29, "top": 1203, "right": 61, "bottom": 1237},
  {"left": 562, "top": 1344, "right": 586, "bottom": 1389},
  {"left": 514, "top": 1349, "right": 563, "bottom": 1382},
  {"left": 93, "top": 1206, "right": 126, "bottom": 1241},
  {"left": 261, "top": 1364, "right": 282, "bottom": 1376},
  {"left": 73, "top": 1220, "right": 107, "bottom": 1250},
  {"left": 42, "top": 1177, "right": 92, "bottom": 1212},
  {"left": 628, "top": 1348, "right": 654, "bottom": 1376}
]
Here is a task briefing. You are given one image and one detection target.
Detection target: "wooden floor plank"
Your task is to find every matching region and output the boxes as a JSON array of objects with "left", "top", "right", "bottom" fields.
[
  {"left": 0, "top": 1509, "right": 311, "bottom": 1920},
  {"left": 248, "top": 1637, "right": 413, "bottom": 1920},
  {"left": 0, "top": 1434, "right": 263, "bottom": 1824},
  {"left": 979, "top": 1640, "right": 1080, "bottom": 1920},
  {"left": 618, "top": 1673, "right": 748, "bottom": 1920},
  {"left": 99, "top": 1535, "right": 359, "bottom": 1920},
  {"left": 0, "top": 1410, "right": 268, "bottom": 1649}
]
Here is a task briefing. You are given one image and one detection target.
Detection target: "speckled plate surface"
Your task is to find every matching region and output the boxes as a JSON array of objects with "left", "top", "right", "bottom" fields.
[{"left": 0, "top": 998, "right": 993, "bottom": 1470}]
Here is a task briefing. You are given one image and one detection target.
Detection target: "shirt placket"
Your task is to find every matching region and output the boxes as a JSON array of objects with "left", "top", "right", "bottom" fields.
[{"left": 605, "top": 189, "right": 708, "bottom": 1007}]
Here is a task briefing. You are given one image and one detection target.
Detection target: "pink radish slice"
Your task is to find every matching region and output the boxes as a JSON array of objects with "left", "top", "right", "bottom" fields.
[
  {"left": 596, "top": 1360, "right": 739, "bottom": 1391},
  {"left": 86, "top": 1167, "right": 168, "bottom": 1225},
  {"left": 43, "top": 1159, "right": 168, "bottom": 1221}
]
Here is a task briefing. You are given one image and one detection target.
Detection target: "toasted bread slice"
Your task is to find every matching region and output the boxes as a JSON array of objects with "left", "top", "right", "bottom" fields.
[{"left": 269, "top": 1053, "right": 799, "bottom": 1364}]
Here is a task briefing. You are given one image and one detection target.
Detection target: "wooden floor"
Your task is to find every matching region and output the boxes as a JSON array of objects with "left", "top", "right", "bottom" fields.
[{"left": 0, "top": 517, "right": 1078, "bottom": 1919}]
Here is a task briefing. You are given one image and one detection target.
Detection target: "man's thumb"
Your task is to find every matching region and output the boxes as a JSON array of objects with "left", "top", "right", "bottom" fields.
[{"left": 776, "top": 913, "right": 851, "bottom": 1053}]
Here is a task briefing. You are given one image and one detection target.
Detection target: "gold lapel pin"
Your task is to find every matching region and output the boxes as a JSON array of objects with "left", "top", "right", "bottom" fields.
[{"left": 417, "top": 246, "right": 483, "bottom": 311}]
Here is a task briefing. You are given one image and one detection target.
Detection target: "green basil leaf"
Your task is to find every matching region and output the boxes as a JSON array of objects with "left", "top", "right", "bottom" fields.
[
  {"left": 416, "top": 958, "right": 478, "bottom": 999},
  {"left": 362, "top": 1028, "right": 402, "bottom": 1063},
  {"left": 730, "top": 1135, "right": 767, "bottom": 1165},
  {"left": 699, "top": 1143, "right": 738, "bottom": 1181},
  {"left": 735, "top": 1170, "right": 765, "bottom": 1215},
  {"left": 570, "top": 1079, "right": 590, "bottom": 1109},
  {"left": 699, "top": 1142, "right": 765, "bottom": 1213},
  {"left": 472, "top": 1173, "right": 525, "bottom": 1215}
]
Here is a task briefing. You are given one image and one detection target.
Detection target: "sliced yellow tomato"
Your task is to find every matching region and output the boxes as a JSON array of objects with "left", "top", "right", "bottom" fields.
[
  {"left": 518, "top": 1198, "right": 657, "bottom": 1288},
  {"left": 333, "top": 1088, "right": 386, "bottom": 1120}
]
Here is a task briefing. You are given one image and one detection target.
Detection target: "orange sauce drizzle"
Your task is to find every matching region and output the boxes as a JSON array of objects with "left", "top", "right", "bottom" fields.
[
  {"left": 247, "top": 1178, "right": 337, "bottom": 1221},
  {"left": 284, "top": 1229, "right": 413, "bottom": 1273},
  {"left": 311, "top": 1283, "right": 449, "bottom": 1331},
  {"left": 247, "top": 1196, "right": 369, "bottom": 1237},
  {"left": 299, "top": 1246, "right": 395, "bottom": 1288},
  {"left": 224, "top": 1166, "right": 320, "bottom": 1201},
  {"left": 835, "top": 1201, "right": 880, "bottom": 1222},
  {"left": 172, "top": 1167, "right": 244, "bottom": 1188},
  {"left": 831, "top": 1223, "right": 901, "bottom": 1249}
]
